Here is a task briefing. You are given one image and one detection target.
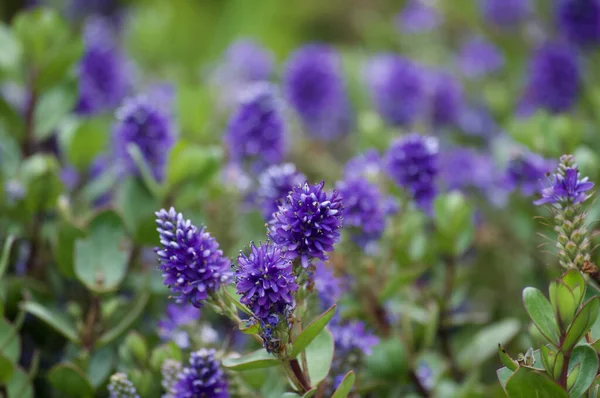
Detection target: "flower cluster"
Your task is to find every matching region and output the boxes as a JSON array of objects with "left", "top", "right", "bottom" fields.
[
  {"left": 161, "top": 359, "right": 183, "bottom": 398},
  {"left": 172, "top": 349, "right": 229, "bottom": 398},
  {"left": 283, "top": 45, "right": 352, "bottom": 140},
  {"left": 481, "top": 0, "right": 530, "bottom": 26},
  {"left": 457, "top": 37, "right": 504, "bottom": 79},
  {"left": 385, "top": 134, "right": 438, "bottom": 212},
  {"left": 557, "top": 0, "right": 600, "bottom": 48},
  {"left": 269, "top": 181, "right": 344, "bottom": 267},
  {"left": 396, "top": 0, "right": 441, "bottom": 34},
  {"left": 112, "top": 94, "right": 175, "bottom": 181},
  {"left": 314, "top": 261, "right": 342, "bottom": 311},
  {"left": 257, "top": 163, "right": 306, "bottom": 220},
  {"left": 108, "top": 373, "right": 139, "bottom": 398},
  {"left": 505, "top": 151, "right": 554, "bottom": 196},
  {"left": 157, "top": 303, "right": 201, "bottom": 348},
  {"left": 155, "top": 208, "right": 232, "bottom": 308},
  {"left": 535, "top": 164, "right": 594, "bottom": 206}
]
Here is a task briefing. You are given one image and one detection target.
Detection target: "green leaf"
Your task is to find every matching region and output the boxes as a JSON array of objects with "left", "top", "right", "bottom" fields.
[
  {"left": 497, "top": 367, "right": 513, "bottom": 391},
  {"left": 303, "top": 329, "right": 334, "bottom": 385},
  {"left": 126, "top": 144, "right": 161, "bottom": 197},
  {"left": 35, "top": 38, "right": 83, "bottom": 91},
  {"left": 498, "top": 344, "right": 519, "bottom": 372},
  {"left": 457, "top": 318, "right": 520, "bottom": 369},
  {"left": 0, "top": 23, "right": 22, "bottom": 75},
  {"left": 20, "top": 154, "right": 63, "bottom": 212},
  {"left": 303, "top": 389, "right": 317, "bottom": 397},
  {"left": 96, "top": 292, "right": 150, "bottom": 348},
  {"left": 53, "top": 221, "right": 86, "bottom": 279},
  {"left": 331, "top": 371, "right": 355, "bottom": 398},
  {"left": 0, "top": 235, "right": 15, "bottom": 279},
  {"left": 567, "top": 344, "right": 598, "bottom": 398},
  {"left": 433, "top": 192, "right": 474, "bottom": 255},
  {"left": 62, "top": 118, "right": 108, "bottom": 171},
  {"left": 290, "top": 305, "right": 336, "bottom": 358},
  {"left": 48, "top": 362, "right": 94, "bottom": 398},
  {"left": 87, "top": 346, "right": 115, "bottom": 388},
  {"left": 223, "top": 285, "right": 252, "bottom": 316},
  {"left": 549, "top": 281, "right": 577, "bottom": 328},
  {"left": 505, "top": 367, "right": 568, "bottom": 397},
  {"left": 222, "top": 349, "right": 279, "bottom": 371},
  {"left": 115, "top": 177, "right": 159, "bottom": 246},
  {"left": 378, "top": 266, "right": 426, "bottom": 301},
  {"left": 563, "top": 297, "right": 600, "bottom": 352},
  {"left": 522, "top": 287, "right": 560, "bottom": 345},
  {"left": 6, "top": 367, "right": 33, "bottom": 398},
  {"left": 166, "top": 142, "right": 222, "bottom": 189},
  {"left": 34, "top": 80, "right": 78, "bottom": 140},
  {"left": 240, "top": 322, "right": 260, "bottom": 335},
  {"left": 0, "top": 353, "right": 14, "bottom": 383},
  {"left": 20, "top": 301, "right": 79, "bottom": 343},
  {"left": 561, "top": 269, "right": 586, "bottom": 308},
  {"left": 74, "top": 210, "right": 130, "bottom": 293},
  {"left": 0, "top": 318, "right": 20, "bottom": 364}
]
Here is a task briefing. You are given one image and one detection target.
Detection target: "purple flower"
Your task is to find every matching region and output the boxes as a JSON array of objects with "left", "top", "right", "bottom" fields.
[
  {"left": 161, "top": 359, "right": 182, "bottom": 398},
  {"left": 331, "top": 321, "right": 379, "bottom": 358},
  {"left": 75, "top": 17, "right": 129, "bottom": 115},
  {"left": 557, "top": 0, "right": 600, "bottom": 48},
  {"left": 523, "top": 42, "right": 580, "bottom": 114},
  {"left": 257, "top": 163, "right": 306, "bottom": 220},
  {"left": 108, "top": 373, "right": 139, "bottom": 398},
  {"left": 155, "top": 208, "right": 232, "bottom": 308},
  {"left": 158, "top": 303, "right": 201, "bottom": 349},
  {"left": 336, "top": 177, "right": 386, "bottom": 249},
  {"left": 224, "top": 83, "right": 286, "bottom": 172},
  {"left": 535, "top": 167, "right": 594, "bottom": 205},
  {"left": 235, "top": 242, "right": 298, "bottom": 319},
  {"left": 457, "top": 37, "right": 504, "bottom": 79},
  {"left": 314, "top": 261, "right": 342, "bottom": 310},
  {"left": 457, "top": 105, "right": 499, "bottom": 138},
  {"left": 505, "top": 151, "right": 554, "bottom": 196},
  {"left": 365, "top": 55, "right": 426, "bottom": 126},
  {"left": 396, "top": 0, "right": 441, "bottom": 34},
  {"left": 427, "top": 71, "right": 464, "bottom": 127},
  {"left": 112, "top": 95, "right": 175, "bottom": 182},
  {"left": 439, "top": 148, "right": 495, "bottom": 192},
  {"left": 283, "top": 45, "right": 352, "bottom": 140},
  {"left": 343, "top": 149, "right": 384, "bottom": 181},
  {"left": 269, "top": 181, "right": 344, "bottom": 267},
  {"left": 481, "top": 0, "right": 531, "bottom": 26},
  {"left": 385, "top": 134, "right": 438, "bottom": 212},
  {"left": 172, "top": 349, "right": 229, "bottom": 398}
]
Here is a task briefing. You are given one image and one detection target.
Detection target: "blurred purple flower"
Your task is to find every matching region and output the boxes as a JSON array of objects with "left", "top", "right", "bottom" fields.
[
  {"left": 331, "top": 321, "right": 379, "bottom": 357},
  {"left": 439, "top": 148, "right": 495, "bottom": 192},
  {"left": 344, "top": 149, "right": 383, "bottom": 181},
  {"left": 365, "top": 55, "right": 426, "bottom": 126},
  {"left": 427, "top": 71, "right": 464, "bottom": 127},
  {"left": 481, "top": 0, "right": 531, "bottom": 26},
  {"left": 158, "top": 303, "right": 201, "bottom": 349},
  {"left": 225, "top": 83, "right": 286, "bottom": 173},
  {"left": 257, "top": 163, "right": 306, "bottom": 220},
  {"left": 314, "top": 261, "right": 342, "bottom": 310},
  {"left": 283, "top": 45, "right": 353, "bottom": 140},
  {"left": 172, "top": 349, "right": 229, "bottom": 398},
  {"left": 505, "top": 151, "right": 554, "bottom": 196},
  {"left": 396, "top": 0, "right": 441, "bottom": 33},
  {"left": 457, "top": 105, "right": 499, "bottom": 138},
  {"left": 108, "top": 372, "right": 139, "bottom": 398},
  {"left": 457, "top": 37, "right": 504, "bottom": 79},
  {"left": 557, "top": 0, "right": 600, "bottom": 48}
]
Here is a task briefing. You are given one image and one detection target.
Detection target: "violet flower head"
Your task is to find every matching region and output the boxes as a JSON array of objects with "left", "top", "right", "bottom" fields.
[
  {"left": 505, "top": 151, "right": 554, "bottom": 196},
  {"left": 161, "top": 359, "right": 182, "bottom": 398},
  {"left": 314, "top": 261, "right": 342, "bottom": 310},
  {"left": 557, "top": 0, "right": 600, "bottom": 48},
  {"left": 396, "top": 0, "right": 441, "bottom": 34},
  {"left": 155, "top": 208, "right": 232, "bottom": 308},
  {"left": 257, "top": 163, "right": 306, "bottom": 220},
  {"left": 112, "top": 95, "right": 175, "bottom": 182},
  {"left": 365, "top": 54, "right": 426, "bottom": 127},
  {"left": 457, "top": 37, "right": 504, "bottom": 79},
  {"left": 385, "top": 134, "right": 438, "bottom": 212},
  {"left": 343, "top": 149, "right": 383, "bottom": 181},
  {"left": 108, "top": 373, "right": 139, "bottom": 398},
  {"left": 283, "top": 45, "right": 353, "bottom": 140},
  {"left": 76, "top": 17, "right": 129, "bottom": 115},
  {"left": 157, "top": 303, "right": 201, "bottom": 349},
  {"left": 481, "top": 0, "right": 530, "bottom": 26},
  {"left": 427, "top": 71, "right": 464, "bottom": 128},
  {"left": 172, "top": 349, "right": 229, "bottom": 398},
  {"left": 336, "top": 177, "right": 386, "bottom": 249},
  {"left": 440, "top": 148, "right": 494, "bottom": 192},
  {"left": 331, "top": 321, "right": 379, "bottom": 358},
  {"left": 235, "top": 242, "right": 298, "bottom": 319},
  {"left": 269, "top": 181, "right": 344, "bottom": 267},
  {"left": 457, "top": 104, "right": 499, "bottom": 138},
  {"left": 225, "top": 83, "right": 286, "bottom": 172},
  {"left": 535, "top": 167, "right": 594, "bottom": 206},
  {"left": 524, "top": 42, "right": 580, "bottom": 114}
]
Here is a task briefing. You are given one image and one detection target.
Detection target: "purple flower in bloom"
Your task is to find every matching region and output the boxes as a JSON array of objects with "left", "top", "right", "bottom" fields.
[
  {"left": 155, "top": 208, "right": 232, "bottom": 308},
  {"left": 113, "top": 95, "right": 175, "bottom": 182},
  {"left": 269, "top": 181, "right": 344, "bottom": 267},
  {"left": 524, "top": 43, "right": 580, "bottom": 114},
  {"left": 535, "top": 167, "right": 594, "bottom": 205},
  {"left": 365, "top": 55, "right": 426, "bottom": 126},
  {"left": 336, "top": 177, "right": 386, "bottom": 249},
  {"left": 314, "top": 261, "right": 342, "bottom": 310},
  {"left": 505, "top": 151, "right": 554, "bottom": 196},
  {"left": 481, "top": 0, "right": 530, "bottom": 26},
  {"left": 427, "top": 71, "right": 464, "bottom": 127},
  {"left": 257, "top": 163, "right": 306, "bottom": 220},
  {"left": 557, "top": 0, "right": 600, "bottom": 47},
  {"left": 331, "top": 321, "right": 379, "bottom": 358},
  {"left": 158, "top": 303, "right": 201, "bottom": 349},
  {"left": 457, "top": 37, "right": 504, "bottom": 79},
  {"left": 235, "top": 242, "right": 298, "bottom": 320},
  {"left": 439, "top": 148, "right": 495, "bottom": 192},
  {"left": 172, "top": 349, "right": 229, "bottom": 398},
  {"left": 76, "top": 17, "right": 129, "bottom": 115},
  {"left": 344, "top": 149, "right": 383, "bottom": 181},
  {"left": 385, "top": 134, "right": 438, "bottom": 212},
  {"left": 283, "top": 45, "right": 353, "bottom": 140},
  {"left": 396, "top": 0, "right": 441, "bottom": 34},
  {"left": 225, "top": 83, "right": 286, "bottom": 172}
]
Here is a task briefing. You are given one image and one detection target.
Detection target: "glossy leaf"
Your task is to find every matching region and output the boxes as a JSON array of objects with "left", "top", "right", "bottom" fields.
[
  {"left": 290, "top": 304, "right": 336, "bottom": 358},
  {"left": 522, "top": 287, "right": 560, "bottom": 345},
  {"left": 87, "top": 346, "right": 115, "bottom": 388},
  {"left": 505, "top": 367, "right": 568, "bottom": 397},
  {"left": 61, "top": 118, "right": 107, "bottom": 171},
  {"left": 48, "top": 362, "right": 94, "bottom": 398},
  {"left": 561, "top": 269, "right": 586, "bottom": 308},
  {"left": 331, "top": 371, "right": 355, "bottom": 398},
  {"left": 567, "top": 344, "right": 598, "bottom": 398},
  {"left": 497, "top": 367, "right": 513, "bottom": 391},
  {"left": 20, "top": 302, "right": 79, "bottom": 343},
  {"left": 54, "top": 221, "right": 85, "bottom": 279},
  {"left": 498, "top": 344, "right": 519, "bottom": 371},
  {"left": 304, "top": 329, "right": 334, "bottom": 385},
  {"left": 222, "top": 349, "right": 279, "bottom": 371},
  {"left": 457, "top": 318, "right": 520, "bottom": 368},
  {"left": 563, "top": 297, "right": 600, "bottom": 352},
  {"left": 115, "top": 177, "right": 159, "bottom": 245}
]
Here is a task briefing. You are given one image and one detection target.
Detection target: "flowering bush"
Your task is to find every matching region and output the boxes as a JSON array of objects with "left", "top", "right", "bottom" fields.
[{"left": 2, "top": 1, "right": 600, "bottom": 398}]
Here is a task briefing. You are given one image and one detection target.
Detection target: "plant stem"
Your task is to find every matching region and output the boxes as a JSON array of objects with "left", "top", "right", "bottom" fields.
[
  {"left": 437, "top": 256, "right": 463, "bottom": 382},
  {"left": 82, "top": 294, "right": 100, "bottom": 350},
  {"left": 288, "top": 358, "right": 312, "bottom": 393}
]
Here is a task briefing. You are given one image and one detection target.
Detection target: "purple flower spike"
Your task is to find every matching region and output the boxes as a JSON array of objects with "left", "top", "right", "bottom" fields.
[
  {"left": 557, "top": 0, "right": 600, "bottom": 48},
  {"left": 172, "top": 349, "right": 229, "bottom": 398},
  {"left": 457, "top": 37, "right": 504, "bottom": 79},
  {"left": 155, "top": 208, "right": 232, "bottom": 308},
  {"left": 535, "top": 168, "right": 594, "bottom": 205},
  {"left": 314, "top": 261, "right": 342, "bottom": 311},
  {"left": 505, "top": 151, "right": 554, "bottom": 196},
  {"left": 428, "top": 71, "right": 464, "bottom": 127},
  {"left": 257, "top": 163, "right": 306, "bottom": 220},
  {"left": 481, "top": 0, "right": 531, "bottom": 26},
  {"left": 269, "top": 181, "right": 344, "bottom": 267},
  {"left": 396, "top": 0, "right": 441, "bottom": 34},
  {"left": 331, "top": 321, "right": 379, "bottom": 357},
  {"left": 283, "top": 45, "right": 353, "bottom": 140},
  {"left": 235, "top": 242, "right": 298, "bottom": 319}
]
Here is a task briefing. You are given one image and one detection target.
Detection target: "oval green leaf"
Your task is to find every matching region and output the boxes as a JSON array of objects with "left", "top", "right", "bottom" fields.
[
  {"left": 303, "top": 329, "right": 334, "bottom": 385},
  {"left": 222, "top": 349, "right": 279, "bottom": 371},
  {"left": 331, "top": 371, "right": 355, "bottom": 398},
  {"left": 457, "top": 318, "right": 520, "bottom": 369},
  {"left": 20, "top": 302, "right": 79, "bottom": 343},
  {"left": 567, "top": 344, "right": 598, "bottom": 398},
  {"left": 6, "top": 367, "right": 33, "bottom": 398},
  {"left": 290, "top": 304, "right": 336, "bottom": 358},
  {"left": 522, "top": 287, "right": 560, "bottom": 345},
  {"left": 505, "top": 367, "right": 568, "bottom": 397},
  {"left": 48, "top": 362, "right": 94, "bottom": 398},
  {"left": 563, "top": 297, "right": 600, "bottom": 352}
]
